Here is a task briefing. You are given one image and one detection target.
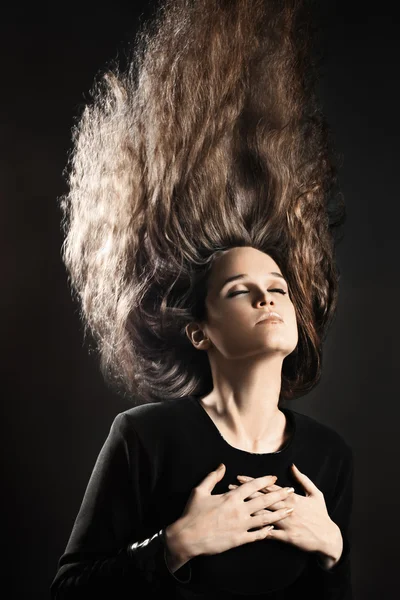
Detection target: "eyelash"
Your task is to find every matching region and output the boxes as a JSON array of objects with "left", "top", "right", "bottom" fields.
[{"left": 227, "top": 288, "right": 287, "bottom": 298}]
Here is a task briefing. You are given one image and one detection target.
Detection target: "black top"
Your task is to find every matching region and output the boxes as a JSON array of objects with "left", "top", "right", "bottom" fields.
[{"left": 50, "top": 395, "right": 354, "bottom": 599}]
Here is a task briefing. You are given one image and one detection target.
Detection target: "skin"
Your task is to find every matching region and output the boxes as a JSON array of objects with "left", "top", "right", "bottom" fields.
[
  {"left": 179, "top": 247, "right": 343, "bottom": 569},
  {"left": 185, "top": 245, "right": 298, "bottom": 454},
  {"left": 231, "top": 468, "right": 343, "bottom": 570}
]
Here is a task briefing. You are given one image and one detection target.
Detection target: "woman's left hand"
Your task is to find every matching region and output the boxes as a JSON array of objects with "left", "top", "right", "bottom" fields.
[{"left": 229, "top": 464, "right": 339, "bottom": 555}]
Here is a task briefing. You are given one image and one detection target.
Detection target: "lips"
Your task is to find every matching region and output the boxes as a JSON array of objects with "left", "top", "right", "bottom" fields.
[{"left": 256, "top": 312, "right": 283, "bottom": 324}]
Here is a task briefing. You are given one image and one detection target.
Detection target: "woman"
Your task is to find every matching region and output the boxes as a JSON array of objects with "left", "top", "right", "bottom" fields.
[{"left": 51, "top": 0, "right": 353, "bottom": 598}]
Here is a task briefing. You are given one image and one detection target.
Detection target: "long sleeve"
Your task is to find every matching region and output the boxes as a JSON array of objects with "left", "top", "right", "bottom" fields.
[
  {"left": 50, "top": 413, "right": 192, "bottom": 599},
  {"left": 288, "top": 443, "right": 354, "bottom": 599}
]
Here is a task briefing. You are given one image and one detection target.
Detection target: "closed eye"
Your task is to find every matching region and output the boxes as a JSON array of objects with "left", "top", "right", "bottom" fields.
[{"left": 227, "top": 289, "right": 287, "bottom": 298}]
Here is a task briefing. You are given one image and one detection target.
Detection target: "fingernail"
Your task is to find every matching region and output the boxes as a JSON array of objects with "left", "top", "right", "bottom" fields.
[{"left": 237, "top": 475, "right": 251, "bottom": 481}]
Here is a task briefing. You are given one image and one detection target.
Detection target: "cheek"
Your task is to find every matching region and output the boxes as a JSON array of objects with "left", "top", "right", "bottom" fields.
[
  {"left": 208, "top": 308, "right": 251, "bottom": 346},
  {"left": 217, "top": 300, "right": 247, "bottom": 322}
]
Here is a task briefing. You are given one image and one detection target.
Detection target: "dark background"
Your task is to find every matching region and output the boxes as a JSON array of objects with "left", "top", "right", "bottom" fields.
[{"left": 2, "top": 1, "right": 398, "bottom": 597}]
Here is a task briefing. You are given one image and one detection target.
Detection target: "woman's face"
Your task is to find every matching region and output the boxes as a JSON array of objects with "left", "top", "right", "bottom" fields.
[{"left": 192, "top": 246, "right": 298, "bottom": 360}]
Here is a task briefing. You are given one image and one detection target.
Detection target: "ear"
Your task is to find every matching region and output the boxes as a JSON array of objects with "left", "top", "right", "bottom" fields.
[{"left": 185, "top": 322, "right": 211, "bottom": 350}]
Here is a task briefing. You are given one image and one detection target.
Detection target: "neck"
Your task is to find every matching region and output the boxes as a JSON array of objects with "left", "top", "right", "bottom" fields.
[{"left": 202, "top": 352, "right": 284, "bottom": 445}]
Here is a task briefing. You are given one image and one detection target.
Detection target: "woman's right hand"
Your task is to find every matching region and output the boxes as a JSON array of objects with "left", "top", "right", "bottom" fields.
[{"left": 176, "top": 463, "right": 295, "bottom": 558}]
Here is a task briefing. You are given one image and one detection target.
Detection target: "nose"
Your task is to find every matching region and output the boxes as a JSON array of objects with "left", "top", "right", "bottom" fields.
[{"left": 256, "top": 290, "right": 275, "bottom": 307}]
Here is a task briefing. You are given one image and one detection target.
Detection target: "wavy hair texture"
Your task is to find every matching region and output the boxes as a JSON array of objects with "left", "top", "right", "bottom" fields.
[{"left": 60, "top": 0, "right": 346, "bottom": 405}]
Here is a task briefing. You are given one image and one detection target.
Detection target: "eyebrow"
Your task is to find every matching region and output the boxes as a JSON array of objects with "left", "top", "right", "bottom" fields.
[{"left": 219, "top": 272, "right": 287, "bottom": 293}]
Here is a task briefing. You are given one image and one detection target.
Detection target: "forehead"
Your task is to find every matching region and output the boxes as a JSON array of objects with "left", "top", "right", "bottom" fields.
[{"left": 208, "top": 247, "right": 282, "bottom": 288}]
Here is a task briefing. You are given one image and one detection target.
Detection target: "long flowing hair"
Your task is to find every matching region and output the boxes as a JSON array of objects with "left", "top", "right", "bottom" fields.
[{"left": 59, "top": 0, "right": 346, "bottom": 404}]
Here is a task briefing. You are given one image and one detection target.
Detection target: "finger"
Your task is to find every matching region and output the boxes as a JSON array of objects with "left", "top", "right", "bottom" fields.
[
  {"left": 291, "top": 463, "right": 320, "bottom": 497},
  {"left": 197, "top": 463, "right": 226, "bottom": 494},
  {"left": 229, "top": 484, "right": 282, "bottom": 501},
  {"left": 256, "top": 483, "right": 281, "bottom": 493},
  {"left": 264, "top": 527, "right": 287, "bottom": 542},
  {"left": 251, "top": 506, "right": 294, "bottom": 531},
  {"left": 237, "top": 476, "right": 297, "bottom": 499},
  {"left": 228, "top": 484, "right": 264, "bottom": 502},
  {"left": 265, "top": 485, "right": 281, "bottom": 492},
  {"left": 238, "top": 475, "right": 294, "bottom": 510},
  {"left": 237, "top": 475, "right": 282, "bottom": 493},
  {"left": 248, "top": 486, "right": 295, "bottom": 513},
  {"left": 229, "top": 483, "right": 264, "bottom": 495},
  {"left": 228, "top": 484, "right": 290, "bottom": 516},
  {"left": 228, "top": 483, "right": 265, "bottom": 514},
  {"left": 236, "top": 475, "right": 290, "bottom": 510},
  {"left": 234, "top": 474, "right": 278, "bottom": 501}
]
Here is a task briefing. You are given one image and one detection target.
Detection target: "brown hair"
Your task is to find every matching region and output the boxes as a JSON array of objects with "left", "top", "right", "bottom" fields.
[{"left": 59, "top": 0, "right": 346, "bottom": 405}]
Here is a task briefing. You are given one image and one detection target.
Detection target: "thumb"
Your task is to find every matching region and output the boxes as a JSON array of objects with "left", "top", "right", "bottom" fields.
[
  {"left": 291, "top": 463, "right": 319, "bottom": 497},
  {"left": 198, "top": 463, "right": 226, "bottom": 493}
]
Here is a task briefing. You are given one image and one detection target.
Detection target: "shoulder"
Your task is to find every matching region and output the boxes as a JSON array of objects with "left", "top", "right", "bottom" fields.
[{"left": 111, "top": 395, "right": 192, "bottom": 440}]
